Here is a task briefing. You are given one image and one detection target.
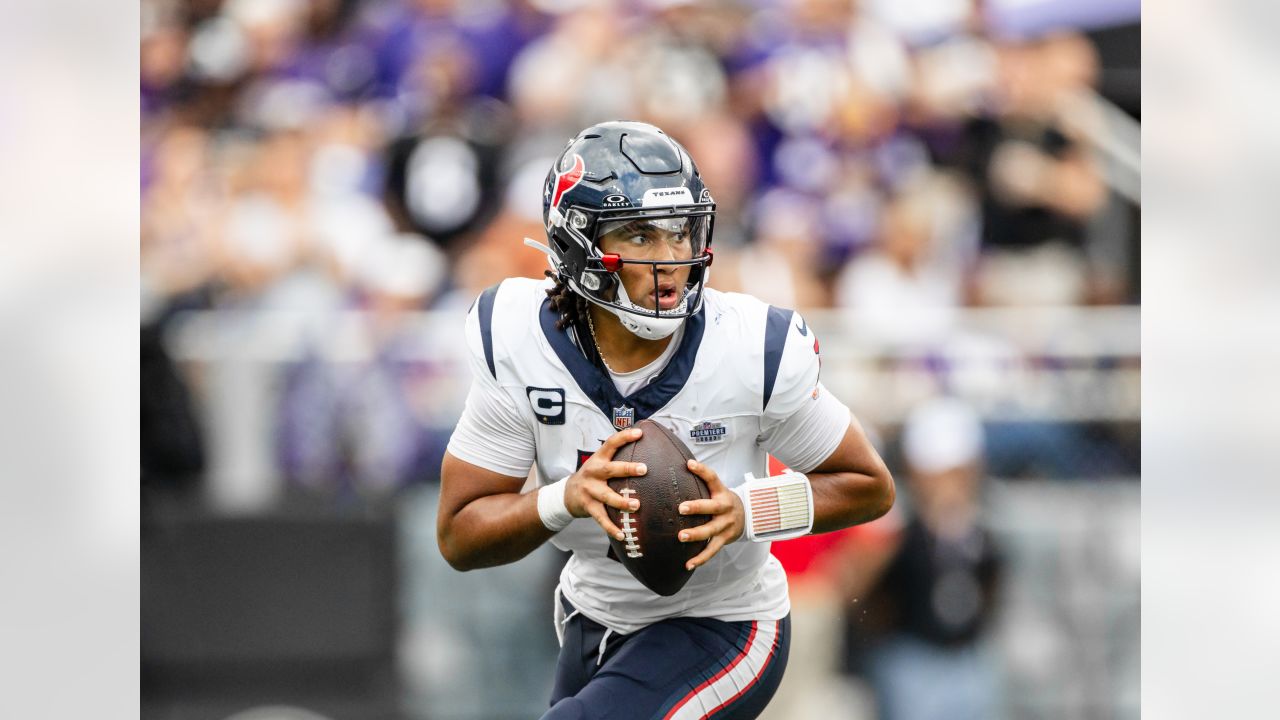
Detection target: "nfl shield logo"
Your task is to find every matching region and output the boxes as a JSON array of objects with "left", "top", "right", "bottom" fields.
[{"left": 612, "top": 406, "right": 635, "bottom": 430}]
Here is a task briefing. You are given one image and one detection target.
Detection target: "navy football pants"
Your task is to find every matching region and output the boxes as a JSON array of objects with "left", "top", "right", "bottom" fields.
[{"left": 542, "top": 596, "right": 790, "bottom": 720}]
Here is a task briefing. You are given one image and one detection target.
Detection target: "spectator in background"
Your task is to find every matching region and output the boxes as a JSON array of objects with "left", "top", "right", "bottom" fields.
[
  {"left": 675, "top": 111, "right": 761, "bottom": 251},
  {"left": 834, "top": 175, "right": 972, "bottom": 349},
  {"left": 142, "top": 124, "right": 225, "bottom": 308},
  {"left": 761, "top": 427, "right": 896, "bottom": 720},
  {"left": 959, "top": 32, "right": 1107, "bottom": 306},
  {"left": 217, "top": 128, "right": 316, "bottom": 299},
  {"left": 142, "top": 319, "right": 207, "bottom": 500},
  {"left": 443, "top": 144, "right": 568, "bottom": 301},
  {"left": 277, "top": 231, "right": 450, "bottom": 498},
  {"left": 851, "top": 397, "right": 1003, "bottom": 720},
  {"left": 141, "top": 123, "right": 222, "bottom": 507},
  {"left": 900, "top": 0, "right": 999, "bottom": 130},
  {"left": 506, "top": 3, "right": 634, "bottom": 131},
  {"left": 722, "top": 188, "right": 829, "bottom": 309},
  {"left": 141, "top": 11, "right": 192, "bottom": 117},
  {"left": 308, "top": 103, "right": 399, "bottom": 280}
]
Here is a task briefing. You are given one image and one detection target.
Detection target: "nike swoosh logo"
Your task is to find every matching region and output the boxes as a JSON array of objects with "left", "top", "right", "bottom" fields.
[{"left": 795, "top": 316, "right": 809, "bottom": 336}]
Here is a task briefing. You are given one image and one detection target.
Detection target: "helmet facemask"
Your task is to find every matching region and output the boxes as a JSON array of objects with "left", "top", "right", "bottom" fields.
[
  {"left": 534, "top": 121, "right": 717, "bottom": 341},
  {"left": 554, "top": 207, "right": 714, "bottom": 340}
]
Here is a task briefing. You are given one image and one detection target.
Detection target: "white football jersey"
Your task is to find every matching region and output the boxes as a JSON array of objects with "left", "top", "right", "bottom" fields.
[{"left": 447, "top": 277, "right": 852, "bottom": 634}]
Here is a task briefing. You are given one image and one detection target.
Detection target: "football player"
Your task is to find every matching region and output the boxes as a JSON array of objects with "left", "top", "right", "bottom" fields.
[{"left": 438, "top": 121, "right": 894, "bottom": 719}]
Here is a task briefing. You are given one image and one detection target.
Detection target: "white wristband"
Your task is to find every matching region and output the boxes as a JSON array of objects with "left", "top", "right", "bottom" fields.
[
  {"left": 537, "top": 476, "right": 574, "bottom": 532},
  {"left": 732, "top": 469, "right": 814, "bottom": 542}
]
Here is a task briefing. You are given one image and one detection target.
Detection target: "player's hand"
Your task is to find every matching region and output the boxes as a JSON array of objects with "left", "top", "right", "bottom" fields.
[
  {"left": 677, "top": 459, "right": 745, "bottom": 571},
  {"left": 564, "top": 427, "right": 648, "bottom": 542}
]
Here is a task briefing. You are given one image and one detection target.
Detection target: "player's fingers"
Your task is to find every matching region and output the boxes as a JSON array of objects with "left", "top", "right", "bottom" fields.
[
  {"left": 586, "top": 480, "right": 640, "bottom": 512},
  {"left": 586, "top": 502, "right": 625, "bottom": 542},
  {"left": 686, "top": 458, "right": 725, "bottom": 492},
  {"left": 596, "top": 459, "right": 648, "bottom": 480},
  {"left": 678, "top": 516, "right": 728, "bottom": 544},
  {"left": 597, "top": 427, "right": 643, "bottom": 459},
  {"left": 686, "top": 535, "right": 727, "bottom": 571},
  {"left": 677, "top": 498, "right": 723, "bottom": 516}
]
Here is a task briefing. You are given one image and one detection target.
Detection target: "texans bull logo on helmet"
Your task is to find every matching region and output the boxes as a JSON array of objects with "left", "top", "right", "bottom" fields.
[{"left": 549, "top": 153, "right": 585, "bottom": 221}]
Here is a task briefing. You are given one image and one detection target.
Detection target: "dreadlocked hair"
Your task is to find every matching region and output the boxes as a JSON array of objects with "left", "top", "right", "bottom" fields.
[{"left": 544, "top": 270, "right": 592, "bottom": 331}]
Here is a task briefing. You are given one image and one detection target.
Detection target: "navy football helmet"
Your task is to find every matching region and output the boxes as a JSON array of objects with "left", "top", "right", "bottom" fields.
[{"left": 530, "top": 121, "right": 715, "bottom": 340}]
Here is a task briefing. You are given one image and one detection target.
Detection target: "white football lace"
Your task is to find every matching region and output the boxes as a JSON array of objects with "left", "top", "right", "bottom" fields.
[{"left": 619, "top": 488, "right": 642, "bottom": 558}]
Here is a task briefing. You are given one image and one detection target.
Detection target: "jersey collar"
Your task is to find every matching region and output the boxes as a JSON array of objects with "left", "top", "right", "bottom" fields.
[{"left": 539, "top": 298, "right": 705, "bottom": 424}]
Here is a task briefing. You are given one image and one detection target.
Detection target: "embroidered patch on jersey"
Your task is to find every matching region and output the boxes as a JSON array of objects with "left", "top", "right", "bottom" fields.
[
  {"left": 576, "top": 449, "right": 595, "bottom": 470},
  {"left": 690, "top": 421, "right": 727, "bottom": 444},
  {"left": 612, "top": 405, "right": 635, "bottom": 430},
  {"left": 527, "top": 386, "right": 566, "bottom": 425}
]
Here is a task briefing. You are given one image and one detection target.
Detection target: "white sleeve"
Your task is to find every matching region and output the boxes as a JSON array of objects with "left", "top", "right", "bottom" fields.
[
  {"left": 445, "top": 295, "right": 537, "bottom": 478},
  {"left": 757, "top": 311, "right": 851, "bottom": 473}
]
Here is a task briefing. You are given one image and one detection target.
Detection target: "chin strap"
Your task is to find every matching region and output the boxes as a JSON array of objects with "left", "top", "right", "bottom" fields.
[
  {"left": 606, "top": 305, "right": 684, "bottom": 341},
  {"left": 607, "top": 283, "right": 688, "bottom": 340},
  {"left": 732, "top": 469, "right": 814, "bottom": 542}
]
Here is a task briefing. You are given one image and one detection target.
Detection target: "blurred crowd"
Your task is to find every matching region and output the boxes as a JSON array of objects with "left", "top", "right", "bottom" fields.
[
  {"left": 141, "top": 0, "right": 1133, "bottom": 319},
  {"left": 141, "top": 0, "right": 1137, "bottom": 497},
  {"left": 140, "top": 3, "right": 1140, "bottom": 717}
]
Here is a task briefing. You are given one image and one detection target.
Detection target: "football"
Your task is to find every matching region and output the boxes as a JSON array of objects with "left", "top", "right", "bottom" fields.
[{"left": 606, "top": 419, "right": 712, "bottom": 596}]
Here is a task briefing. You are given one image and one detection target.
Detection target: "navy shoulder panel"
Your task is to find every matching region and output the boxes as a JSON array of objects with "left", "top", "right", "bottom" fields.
[
  {"left": 477, "top": 283, "right": 500, "bottom": 379},
  {"left": 763, "top": 305, "right": 794, "bottom": 410},
  {"left": 538, "top": 296, "right": 706, "bottom": 425}
]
